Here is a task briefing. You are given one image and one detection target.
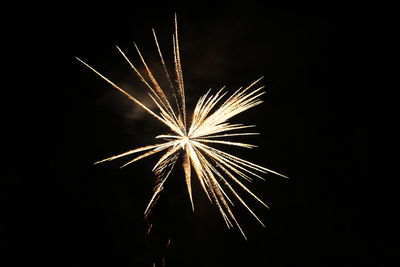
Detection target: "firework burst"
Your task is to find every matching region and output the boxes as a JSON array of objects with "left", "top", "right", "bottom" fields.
[{"left": 77, "top": 15, "right": 287, "bottom": 239}]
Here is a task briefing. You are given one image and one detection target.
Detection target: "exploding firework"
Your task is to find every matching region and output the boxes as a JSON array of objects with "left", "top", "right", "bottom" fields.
[{"left": 77, "top": 15, "right": 287, "bottom": 239}]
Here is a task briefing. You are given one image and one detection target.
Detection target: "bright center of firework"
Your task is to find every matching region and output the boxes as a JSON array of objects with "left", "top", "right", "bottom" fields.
[
  {"left": 179, "top": 135, "right": 190, "bottom": 149},
  {"left": 182, "top": 136, "right": 189, "bottom": 144}
]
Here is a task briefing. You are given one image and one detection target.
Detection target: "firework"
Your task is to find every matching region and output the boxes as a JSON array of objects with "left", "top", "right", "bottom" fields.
[{"left": 77, "top": 15, "right": 287, "bottom": 239}]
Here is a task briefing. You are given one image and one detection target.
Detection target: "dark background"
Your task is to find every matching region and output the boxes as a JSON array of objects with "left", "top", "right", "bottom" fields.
[{"left": 3, "top": 1, "right": 385, "bottom": 267}]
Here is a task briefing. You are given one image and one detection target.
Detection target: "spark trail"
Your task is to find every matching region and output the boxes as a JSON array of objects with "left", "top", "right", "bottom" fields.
[{"left": 77, "top": 15, "right": 287, "bottom": 239}]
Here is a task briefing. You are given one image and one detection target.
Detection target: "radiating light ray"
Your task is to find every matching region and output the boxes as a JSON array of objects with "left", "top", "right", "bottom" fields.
[
  {"left": 133, "top": 43, "right": 177, "bottom": 120},
  {"left": 193, "top": 138, "right": 257, "bottom": 149},
  {"left": 182, "top": 146, "right": 193, "bottom": 210},
  {"left": 117, "top": 45, "right": 181, "bottom": 129},
  {"left": 173, "top": 14, "right": 186, "bottom": 128},
  {"left": 75, "top": 57, "right": 183, "bottom": 135},
  {"left": 195, "top": 132, "right": 260, "bottom": 139},
  {"left": 94, "top": 142, "right": 174, "bottom": 165},
  {"left": 152, "top": 28, "right": 183, "bottom": 130},
  {"left": 120, "top": 143, "right": 174, "bottom": 169},
  {"left": 78, "top": 16, "right": 287, "bottom": 238}
]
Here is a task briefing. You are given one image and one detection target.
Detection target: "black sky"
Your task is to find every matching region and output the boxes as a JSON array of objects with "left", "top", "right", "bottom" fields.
[{"left": 3, "top": 2, "right": 386, "bottom": 267}]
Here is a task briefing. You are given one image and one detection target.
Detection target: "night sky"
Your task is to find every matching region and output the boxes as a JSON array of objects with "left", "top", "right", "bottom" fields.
[{"left": 3, "top": 2, "right": 385, "bottom": 267}]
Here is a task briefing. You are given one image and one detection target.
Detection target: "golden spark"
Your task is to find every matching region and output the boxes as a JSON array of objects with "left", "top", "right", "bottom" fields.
[{"left": 77, "top": 15, "right": 287, "bottom": 239}]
